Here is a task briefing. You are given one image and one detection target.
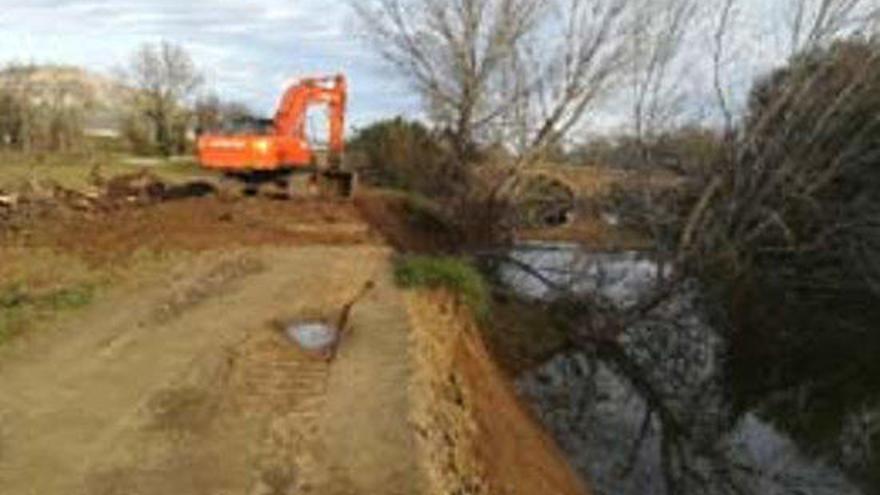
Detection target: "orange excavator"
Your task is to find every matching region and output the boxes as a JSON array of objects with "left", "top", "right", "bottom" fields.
[{"left": 196, "top": 74, "right": 356, "bottom": 197}]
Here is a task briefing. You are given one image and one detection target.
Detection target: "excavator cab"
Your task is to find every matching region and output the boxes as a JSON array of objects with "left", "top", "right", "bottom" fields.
[
  {"left": 218, "top": 117, "right": 274, "bottom": 136},
  {"left": 196, "top": 74, "right": 355, "bottom": 197}
]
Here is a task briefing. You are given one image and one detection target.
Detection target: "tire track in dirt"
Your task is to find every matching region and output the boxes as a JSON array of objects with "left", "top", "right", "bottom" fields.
[
  {"left": 225, "top": 328, "right": 361, "bottom": 495},
  {"left": 0, "top": 246, "right": 423, "bottom": 495},
  {"left": 97, "top": 255, "right": 266, "bottom": 359},
  {"left": 149, "top": 256, "right": 267, "bottom": 325}
]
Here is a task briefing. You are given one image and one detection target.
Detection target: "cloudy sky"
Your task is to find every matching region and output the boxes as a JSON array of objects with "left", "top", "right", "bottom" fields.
[
  {"left": 0, "top": 0, "right": 419, "bottom": 129},
  {"left": 0, "top": 1, "right": 874, "bottom": 135}
]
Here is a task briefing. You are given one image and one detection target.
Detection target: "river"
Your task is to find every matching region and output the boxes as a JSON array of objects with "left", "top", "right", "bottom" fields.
[{"left": 491, "top": 243, "right": 876, "bottom": 495}]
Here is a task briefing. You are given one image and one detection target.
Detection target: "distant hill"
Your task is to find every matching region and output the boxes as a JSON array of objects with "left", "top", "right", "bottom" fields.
[{"left": 0, "top": 65, "right": 131, "bottom": 138}]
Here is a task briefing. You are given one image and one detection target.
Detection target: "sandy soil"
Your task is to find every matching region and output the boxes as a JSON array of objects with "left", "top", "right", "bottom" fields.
[
  {"left": 3, "top": 196, "right": 378, "bottom": 263},
  {"left": 0, "top": 189, "right": 589, "bottom": 495},
  {"left": 406, "top": 293, "right": 590, "bottom": 495},
  {"left": 0, "top": 246, "right": 423, "bottom": 495}
]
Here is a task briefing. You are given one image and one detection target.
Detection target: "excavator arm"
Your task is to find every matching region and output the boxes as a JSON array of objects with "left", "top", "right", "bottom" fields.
[{"left": 273, "top": 74, "right": 347, "bottom": 166}]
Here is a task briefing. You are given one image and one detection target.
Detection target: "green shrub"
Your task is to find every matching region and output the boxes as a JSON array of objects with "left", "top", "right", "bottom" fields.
[
  {"left": 348, "top": 117, "right": 450, "bottom": 195},
  {"left": 394, "top": 256, "right": 489, "bottom": 318},
  {"left": 0, "top": 284, "right": 28, "bottom": 309},
  {"left": 44, "top": 285, "right": 95, "bottom": 310}
]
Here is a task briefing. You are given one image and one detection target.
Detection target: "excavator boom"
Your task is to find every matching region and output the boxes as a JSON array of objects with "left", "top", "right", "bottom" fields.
[{"left": 273, "top": 75, "right": 347, "bottom": 166}]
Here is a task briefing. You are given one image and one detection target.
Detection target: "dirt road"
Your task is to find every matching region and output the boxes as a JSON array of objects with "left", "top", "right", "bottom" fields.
[
  {"left": 0, "top": 246, "right": 423, "bottom": 495},
  {"left": 0, "top": 188, "right": 589, "bottom": 495}
]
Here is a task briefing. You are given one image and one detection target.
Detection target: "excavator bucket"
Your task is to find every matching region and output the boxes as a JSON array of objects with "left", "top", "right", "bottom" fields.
[
  {"left": 323, "top": 170, "right": 358, "bottom": 198},
  {"left": 281, "top": 169, "right": 357, "bottom": 200}
]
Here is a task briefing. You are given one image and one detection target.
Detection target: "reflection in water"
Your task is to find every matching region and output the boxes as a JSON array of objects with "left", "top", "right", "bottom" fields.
[{"left": 494, "top": 244, "right": 870, "bottom": 495}]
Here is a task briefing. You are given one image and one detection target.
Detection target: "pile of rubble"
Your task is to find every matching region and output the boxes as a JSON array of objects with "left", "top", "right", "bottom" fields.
[
  {"left": 0, "top": 171, "right": 217, "bottom": 226},
  {"left": 0, "top": 180, "right": 97, "bottom": 227}
]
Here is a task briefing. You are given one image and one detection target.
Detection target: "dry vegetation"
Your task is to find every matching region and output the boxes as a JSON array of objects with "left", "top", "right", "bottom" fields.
[
  {"left": 0, "top": 152, "right": 203, "bottom": 191},
  {"left": 0, "top": 247, "right": 100, "bottom": 344}
]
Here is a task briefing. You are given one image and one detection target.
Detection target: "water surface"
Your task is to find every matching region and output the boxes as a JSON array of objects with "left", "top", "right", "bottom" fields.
[{"left": 492, "top": 243, "right": 876, "bottom": 495}]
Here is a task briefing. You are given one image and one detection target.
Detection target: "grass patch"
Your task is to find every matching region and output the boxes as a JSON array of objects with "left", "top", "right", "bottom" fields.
[
  {"left": 395, "top": 255, "right": 490, "bottom": 318},
  {"left": 0, "top": 247, "right": 106, "bottom": 346},
  {"left": 0, "top": 245, "right": 202, "bottom": 347},
  {"left": 0, "top": 283, "right": 96, "bottom": 344},
  {"left": 44, "top": 285, "right": 96, "bottom": 310}
]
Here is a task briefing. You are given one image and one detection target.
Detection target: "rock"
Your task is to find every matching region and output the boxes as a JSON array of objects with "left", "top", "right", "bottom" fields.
[
  {"left": 104, "top": 170, "right": 167, "bottom": 204},
  {"left": 0, "top": 192, "right": 18, "bottom": 209}
]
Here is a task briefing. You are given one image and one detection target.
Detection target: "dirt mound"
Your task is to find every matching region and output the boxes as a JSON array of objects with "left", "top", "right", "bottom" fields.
[
  {"left": 0, "top": 179, "right": 95, "bottom": 215},
  {"left": 1, "top": 172, "right": 379, "bottom": 262},
  {"left": 1, "top": 174, "right": 462, "bottom": 260},
  {"left": 1, "top": 171, "right": 166, "bottom": 213},
  {"left": 102, "top": 170, "right": 168, "bottom": 203},
  {"left": 103, "top": 171, "right": 218, "bottom": 204},
  {"left": 0, "top": 170, "right": 220, "bottom": 223},
  {"left": 31, "top": 197, "right": 374, "bottom": 261},
  {"left": 353, "top": 191, "right": 459, "bottom": 253}
]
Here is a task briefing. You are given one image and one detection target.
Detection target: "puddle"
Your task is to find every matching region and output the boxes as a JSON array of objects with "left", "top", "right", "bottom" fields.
[{"left": 285, "top": 321, "right": 339, "bottom": 354}]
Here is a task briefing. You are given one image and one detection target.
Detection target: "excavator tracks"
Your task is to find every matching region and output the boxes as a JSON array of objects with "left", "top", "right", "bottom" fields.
[{"left": 228, "top": 330, "right": 331, "bottom": 417}]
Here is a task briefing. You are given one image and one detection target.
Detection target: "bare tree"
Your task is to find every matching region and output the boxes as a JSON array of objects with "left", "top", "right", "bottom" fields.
[
  {"left": 354, "top": 0, "right": 543, "bottom": 164},
  {"left": 124, "top": 41, "right": 202, "bottom": 156},
  {"left": 628, "top": 0, "right": 698, "bottom": 147},
  {"left": 514, "top": 2, "right": 880, "bottom": 492},
  {"left": 0, "top": 64, "right": 91, "bottom": 153},
  {"left": 354, "top": 0, "right": 667, "bottom": 166},
  {"left": 194, "top": 93, "right": 253, "bottom": 134},
  {"left": 355, "top": 0, "right": 691, "bottom": 245},
  {"left": 0, "top": 66, "right": 32, "bottom": 151},
  {"left": 783, "top": 0, "right": 879, "bottom": 56},
  {"left": 682, "top": 0, "right": 880, "bottom": 259}
]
